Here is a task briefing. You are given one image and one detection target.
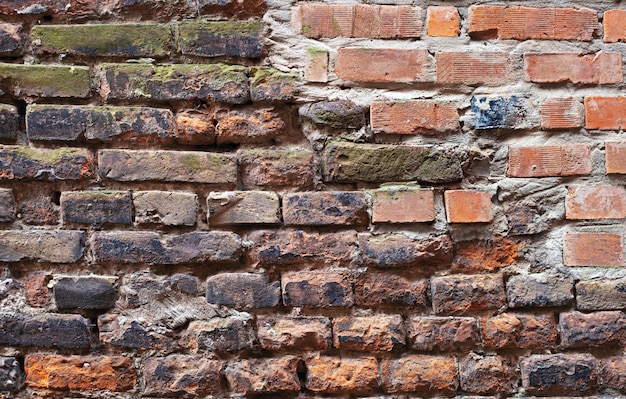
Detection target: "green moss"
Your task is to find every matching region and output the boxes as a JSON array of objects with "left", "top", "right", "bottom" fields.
[
  {"left": 249, "top": 66, "right": 297, "bottom": 86},
  {"left": 183, "top": 154, "right": 202, "bottom": 171},
  {"left": 11, "top": 146, "right": 87, "bottom": 164},
  {"left": 0, "top": 63, "right": 90, "bottom": 97},
  {"left": 331, "top": 16, "right": 341, "bottom": 34},
  {"left": 177, "top": 21, "right": 262, "bottom": 36},
  {"left": 305, "top": 46, "right": 326, "bottom": 57},
  {"left": 79, "top": 190, "right": 125, "bottom": 198},
  {"left": 302, "top": 24, "right": 311, "bottom": 36}
]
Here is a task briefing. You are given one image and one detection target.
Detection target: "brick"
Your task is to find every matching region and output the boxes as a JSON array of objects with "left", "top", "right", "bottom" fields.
[
  {"left": 359, "top": 233, "right": 453, "bottom": 267},
  {"left": 525, "top": 52, "right": 622, "bottom": 84},
  {"left": 283, "top": 191, "right": 368, "bottom": 226},
  {"left": 460, "top": 355, "right": 513, "bottom": 395},
  {"left": 606, "top": 142, "right": 626, "bottom": 174},
  {"left": 250, "top": 67, "right": 297, "bottom": 102},
  {"left": 335, "top": 48, "right": 430, "bottom": 83},
  {"left": 25, "top": 271, "right": 52, "bottom": 308},
  {"left": 61, "top": 190, "right": 132, "bottom": 225},
  {"left": 249, "top": 229, "right": 357, "bottom": 265},
  {"left": 0, "top": 145, "right": 94, "bottom": 181},
  {"left": 301, "top": 99, "right": 365, "bottom": 129},
  {"left": 0, "top": 0, "right": 97, "bottom": 19},
  {"left": 183, "top": 317, "right": 255, "bottom": 352},
  {"left": 216, "top": 107, "right": 285, "bottom": 144},
  {"left": 206, "top": 273, "right": 280, "bottom": 309},
  {"left": 445, "top": 190, "right": 492, "bottom": 223},
  {"left": 177, "top": 21, "right": 262, "bottom": 58},
  {"left": 483, "top": 313, "right": 556, "bottom": 350},
  {"left": 133, "top": 191, "right": 197, "bottom": 226},
  {"left": 0, "top": 104, "right": 18, "bottom": 139},
  {"left": 306, "top": 357, "right": 379, "bottom": 393},
  {"left": 305, "top": 47, "right": 328, "bottom": 82},
  {"left": 54, "top": 276, "right": 117, "bottom": 310},
  {"left": 601, "top": 356, "right": 626, "bottom": 391},
  {"left": 371, "top": 100, "right": 458, "bottom": 134},
  {"left": 382, "top": 356, "right": 457, "bottom": 394},
  {"left": 521, "top": 354, "right": 597, "bottom": 395},
  {"left": 431, "top": 274, "right": 505, "bottom": 314},
  {"left": 0, "top": 23, "right": 21, "bottom": 55},
  {"left": 507, "top": 144, "right": 592, "bottom": 177},
  {"left": 100, "top": 63, "right": 249, "bottom": 103},
  {"left": 239, "top": 149, "right": 314, "bottom": 189},
  {"left": 175, "top": 109, "right": 216, "bottom": 145},
  {"left": 604, "top": 10, "right": 626, "bottom": 42},
  {"left": 208, "top": 191, "right": 280, "bottom": 226},
  {"left": 560, "top": 311, "right": 626, "bottom": 348},
  {"left": 295, "top": 4, "right": 422, "bottom": 39},
  {"left": 225, "top": 357, "right": 300, "bottom": 394},
  {"left": 563, "top": 232, "right": 624, "bottom": 266},
  {"left": 322, "top": 142, "right": 464, "bottom": 184},
  {"left": 585, "top": 96, "right": 626, "bottom": 130},
  {"left": 99, "top": 149, "right": 236, "bottom": 183},
  {"left": 0, "top": 63, "right": 90, "bottom": 98},
  {"left": 407, "top": 316, "right": 480, "bottom": 352},
  {"left": 282, "top": 270, "right": 353, "bottom": 308},
  {"left": 0, "top": 188, "right": 15, "bottom": 222},
  {"left": 435, "top": 52, "right": 511, "bottom": 85},
  {"left": 0, "top": 230, "right": 84, "bottom": 263},
  {"left": 257, "top": 316, "right": 331, "bottom": 351},
  {"left": 576, "top": 279, "right": 626, "bottom": 311},
  {"left": 355, "top": 272, "right": 428, "bottom": 307},
  {"left": 0, "top": 313, "right": 90, "bottom": 349},
  {"left": 33, "top": 24, "right": 170, "bottom": 57},
  {"left": 454, "top": 236, "right": 520, "bottom": 272},
  {"left": 427, "top": 6, "right": 459, "bottom": 36},
  {"left": 506, "top": 272, "right": 574, "bottom": 308},
  {"left": 144, "top": 356, "right": 221, "bottom": 397},
  {"left": 469, "top": 5, "right": 597, "bottom": 40},
  {"left": 91, "top": 231, "right": 242, "bottom": 264},
  {"left": 467, "top": 95, "right": 540, "bottom": 130},
  {"left": 98, "top": 314, "right": 170, "bottom": 349},
  {"left": 18, "top": 196, "right": 58, "bottom": 225},
  {"left": 27, "top": 105, "right": 176, "bottom": 143},
  {"left": 370, "top": 187, "right": 435, "bottom": 224},
  {"left": 0, "top": 357, "right": 20, "bottom": 391},
  {"left": 25, "top": 355, "right": 135, "bottom": 391},
  {"left": 566, "top": 185, "right": 626, "bottom": 220},
  {"left": 541, "top": 98, "right": 583, "bottom": 129},
  {"left": 107, "top": 0, "right": 266, "bottom": 19},
  {"left": 333, "top": 315, "right": 405, "bottom": 352}
]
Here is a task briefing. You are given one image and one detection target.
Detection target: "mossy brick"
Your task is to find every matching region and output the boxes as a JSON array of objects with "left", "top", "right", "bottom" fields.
[
  {"left": 0, "top": 105, "right": 18, "bottom": 140},
  {"left": 27, "top": 105, "right": 175, "bottom": 142},
  {"left": 0, "top": 230, "right": 84, "bottom": 263},
  {"left": 32, "top": 24, "right": 171, "bottom": 57},
  {"left": 322, "top": 142, "right": 464, "bottom": 184},
  {"left": 249, "top": 67, "right": 298, "bottom": 102},
  {"left": 100, "top": 63, "right": 249, "bottom": 103},
  {"left": 176, "top": 21, "right": 263, "bottom": 58},
  {"left": 0, "top": 63, "right": 90, "bottom": 98},
  {"left": 0, "top": 145, "right": 94, "bottom": 181},
  {"left": 0, "top": 23, "right": 21, "bottom": 55},
  {"left": 54, "top": 276, "right": 118, "bottom": 310},
  {"left": 0, "top": 313, "right": 90, "bottom": 349},
  {"left": 0, "top": 188, "right": 15, "bottom": 222},
  {"left": 60, "top": 190, "right": 132, "bottom": 225},
  {"left": 98, "top": 149, "right": 236, "bottom": 183},
  {"left": 91, "top": 231, "right": 242, "bottom": 265},
  {"left": 0, "top": 357, "right": 20, "bottom": 391}
]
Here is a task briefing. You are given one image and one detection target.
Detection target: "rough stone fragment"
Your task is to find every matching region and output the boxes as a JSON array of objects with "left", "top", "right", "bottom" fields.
[
  {"left": 454, "top": 236, "right": 520, "bottom": 272},
  {"left": 305, "top": 357, "right": 379, "bottom": 393},
  {"left": 98, "top": 314, "right": 170, "bottom": 349},
  {"left": 300, "top": 100, "right": 365, "bottom": 128},
  {"left": 91, "top": 231, "right": 241, "bottom": 264},
  {"left": 61, "top": 190, "right": 132, "bottom": 225},
  {"left": 239, "top": 149, "right": 314, "bottom": 189},
  {"left": 460, "top": 354, "right": 514, "bottom": 395},
  {"left": 224, "top": 357, "right": 300, "bottom": 394},
  {"left": 0, "top": 145, "right": 94, "bottom": 181},
  {"left": 407, "top": 316, "right": 480, "bottom": 352},
  {"left": 359, "top": 233, "right": 453, "bottom": 267},
  {"left": 0, "top": 356, "right": 20, "bottom": 391},
  {"left": 177, "top": 21, "right": 263, "bottom": 58},
  {"left": 257, "top": 316, "right": 331, "bottom": 351},
  {"left": 0, "top": 104, "right": 18, "bottom": 139},
  {"left": 249, "top": 67, "right": 297, "bottom": 102},
  {"left": 0, "top": 313, "right": 90, "bottom": 349},
  {"left": 0, "top": 63, "right": 90, "bottom": 97},
  {"left": 482, "top": 313, "right": 557, "bottom": 350},
  {"left": 54, "top": 276, "right": 117, "bottom": 310},
  {"left": 382, "top": 356, "right": 458, "bottom": 394},
  {"left": 206, "top": 273, "right": 280, "bottom": 309},
  {"left": 370, "top": 186, "right": 435, "bottom": 224},
  {"left": 144, "top": 356, "right": 221, "bottom": 397},
  {"left": 133, "top": 190, "right": 197, "bottom": 226},
  {"left": 333, "top": 315, "right": 405, "bottom": 352},
  {"left": 521, "top": 354, "right": 597, "bottom": 395},
  {"left": 282, "top": 270, "right": 353, "bottom": 307},
  {"left": 0, "top": 230, "right": 84, "bottom": 263},
  {"left": 506, "top": 272, "right": 574, "bottom": 308},
  {"left": 466, "top": 95, "right": 540, "bottom": 130},
  {"left": 576, "top": 279, "right": 626, "bottom": 310},
  {"left": 0, "top": 0, "right": 98, "bottom": 19},
  {"left": 183, "top": 317, "right": 256, "bottom": 353},
  {"left": 283, "top": 191, "right": 368, "bottom": 226},
  {"left": 560, "top": 311, "right": 626, "bottom": 348},
  {"left": 208, "top": 191, "right": 280, "bottom": 225},
  {"left": 355, "top": 272, "right": 427, "bottom": 307},
  {"left": 431, "top": 274, "right": 505, "bottom": 314},
  {"left": 0, "top": 188, "right": 15, "bottom": 222}
]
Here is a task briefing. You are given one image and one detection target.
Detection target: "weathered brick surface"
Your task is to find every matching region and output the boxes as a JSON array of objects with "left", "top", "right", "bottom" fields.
[
  {"left": 335, "top": 48, "right": 430, "bottom": 83},
  {"left": 0, "top": 188, "right": 15, "bottom": 222},
  {"left": 482, "top": 313, "right": 557, "bottom": 350},
  {"left": 215, "top": 107, "right": 285, "bottom": 144},
  {"left": 0, "top": 356, "right": 20, "bottom": 391},
  {"left": 540, "top": 97, "right": 584, "bottom": 129},
  {"left": 563, "top": 232, "right": 624, "bottom": 267},
  {"left": 133, "top": 190, "right": 197, "bottom": 226},
  {"left": 604, "top": 9, "right": 626, "bottom": 42},
  {"left": 407, "top": 316, "right": 480, "bottom": 352},
  {"left": 0, "top": 230, "right": 84, "bottom": 262},
  {"left": 282, "top": 270, "right": 353, "bottom": 307},
  {"left": 250, "top": 67, "right": 297, "bottom": 102},
  {"left": 0, "top": 63, "right": 90, "bottom": 97},
  {"left": 300, "top": 99, "right": 365, "bottom": 128},
  {"left": 560, "top": 310, "right": 626, "bottom": 348},
  {"left": 61, "top": 190, "right": 132, "bottom": 224},
  {"left": 0, "top": 145, "right": 94, "bottom": 180},
  {"left": 54, "top": 276, "right": 117, "bottom": 310},
  {"left": 445, "top": 190, "right": 493, "bottom": 223},
  {"left": 585, "top": 96, "right": 626, "bottom": 130},
  {"left": 435, "top": 52, "right": 511, "bottom": 85},
  {"left": 524, "top": 53, "right": 622, "bottom": 84},
  {"left": 333, "top": 315, "right": 405, "bottom": 352},
  {"left": 183, "top": 317, "right": 256, "bottom": 352},
  {"left": 453, "top": 236, "right": 520, "bottom": 272},
  {"left": 355, "top": 272, "right": 428, "bottom": 308},
  {"left": 601, "top": 356, "right": 626, "bottom": 391},
  {"left": 382, "top": 356, "right": 458, "bottom": 394},
  {"left": 98, "top": 314, "right": 170, "bottom": 349},
  {"left": 208, "top": 191, "right": 280, "bottom": 225},
  {"left": 521, "top": 354, "right": 598, "bottom": 395},
  {"left": 305, "top": 48, "right": 328, "bottom": 82},
  {"left": 283, "top": 191, "right": 368, "bottom": 226},
  {"left": 566, "top": 185, "right": 626, "bottom": 219},
  {"left": 144, "top": 356, "right": 221, "bottom": 397},
  {"left": 508, "top": 144, "right": 592, "bottom": 177},
  {"left": 460, "top": 355, "right": 513, "bottom": 395},
  {"left": 0, "top": 313, "right": 90, "bottom": 349},
  {"left": 25, "top": 271, "right": 51, "bottom": 308},
  {"left": 576, "top": 278, "right": 626, "bottom": 310},
  {"left": 370, "top": 100, "right": 458, "bottom": 134},
  {"left": 306, "top": 357, "right": 379, "bottom": 393},
  {"left": 238, "top": 149, "right": 314, "bottom": 189},
  {"left": 224, "top": 357, "right": 300, "bottom": 394},
  {"left": 0, "top": 23, "right": 21, "bottom": 55},
  {"left": 606, "top": 141, "right": 626, "bottom": 174},
  {"left": 467, "top": 95, "right": 540, "bottom": 130},
  {"left": 206, "top": 273, "right": 280, "bottom": 309},
  {"left": 0, "top": 104, "right": 18, "bottom": 139},
  {"left": 359, "top": 233, "right": 453, "bottom": 267},
  {"left": 177, "top": 21, "right": 263, "bottom": 58},
  {"left": 370, "top": 187, "right": 435, "bottom": 224},
  {"left": 257, "top": 316, "right": 331, "bottom": 350},
  {"left": 427, "top": 6, "right": 459, "bottom": 36},
  {"left": 506, "top": 272, "right": 574, "bottom": 308},
  {"left": 431, "top": 274, "right": 506, "bottom": 314}
]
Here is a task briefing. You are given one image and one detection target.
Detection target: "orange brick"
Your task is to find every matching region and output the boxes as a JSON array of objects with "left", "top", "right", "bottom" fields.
[
  {"left": 306, "top": 357, "right": 379, "bottom": 393},
  {"left": 445, "top": 190, "right": 492, "bottom": 223},
  {"left": 525, "top": 53, "right": 622, "bottom": 84},
  {"left": 540, "top": 98, "right": 583, "bottom": 129},
  {"left": 25, "top": 354, "right": 135, "bottom": 391},
  {"left": 435, "top": 52, "right": 510, "bottom": 85},
  {"left": 371, "top": 187, "right": 435, "bottom": 224},
  {"left": 585, "top": 97, "right": 626, "bottom": 130},
  {"left": 427, "top": 6, "right": 459, "bottom": 37},
  {"left": 606, "top": 142, "right": 626, "bottom": 174},
  {"left": 305, "top": 48, "right": 328, "bottom": 82},
  {"left": 566, "top": 185, "right": 626, "bottom": 220},
  {"left": 507, "top": 145, "right": 592, "bottom": 177},
  {"left": 370, "top": 100, "right": 458, "bottom": 134},
  {"left": 335, "top": 48, "right": 430, "bottom": 83},
  {"left": 563, "top": 232, "right": 624, "bottom": 267},
  {"left": 469, "top": 5, "right": 597, "bottom": 41},
  {"left": 604, "top": 10, "right": 626, "bottom": 42},
  {"left": 382, "top": 356, "right": 458, "bottom": 394}
]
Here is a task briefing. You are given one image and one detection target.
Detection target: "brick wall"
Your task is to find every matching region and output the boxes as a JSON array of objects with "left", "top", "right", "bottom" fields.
[{"left": 0, "top": 0, "right": 626, "bottom": 397}]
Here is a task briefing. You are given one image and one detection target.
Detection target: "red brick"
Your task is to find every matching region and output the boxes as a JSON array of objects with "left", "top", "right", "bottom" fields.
[
  {"left": 25, "top": 354, "right": 135, "bottom": 391},
  {"left": 460, "top": 355, "right": 514, "bottom": 395},
  {"left": 407, "top": 316, "right": 480, "bottom": 352},
  {"left": 224, "top": 357, "right": 300, "bottom": 395},
  {"left": 525, "top": 52, "right": 622, "bottom": 84},
  {"left": 431, "top": 274, "right": 505, "bottom": 314},
  {"left": 333, "top": 315, "right": 405, "bottom": 352},
  {"left": 606, "top": 142, "right": 626, "bottom": 174},
  {"left": 257, "top": 316, "right": 331, "bottom": 351},
  {"left": 540, "top": 98, "right": 583, "bottom": 129},
  {"left": 370, "top": 187, "right": 435, "bottom": 224},
  {"left": 282, "top": 270, "right": 353, "bottom": 308},
  {"left": 563, "top": 232, "right": 624, "bottom": 267},
  {"left": 355, "top": 272, "right": 428, "bottom": 308},
  {"left": 604, "top": 10, "right": 626, "bottom": 43},
  {"left": 370, "top": 100, "right": 458, "bottom": 134},
  {"left": 445, "top": 190, "right": 492, "bottom": 223},
  {"left": 305, "top": 48, "right": 328, "bottom": 82},
  {"left": 560, "top": 310, "right": 626, "bottom": 348},
  {"left": 335, "top": 48, "right": 430, "bottom": 83},
  {"left": 427, "top": 6, "right": 459, "bottom": 37},
  {"left": 24, "top": 271, "right": 51, "bottom": 308},
  {"left": 382, "top": 356, "right": 457, "bottom": 394},
  {"left": 435, "top": 52, "right": 511, "bottom": 85},
  {"left": 454, "top": 236, "right": 521, "bottom": 272},
  {"left": 238, "top": 149, "right": 314, "bottom": 190},
  {"left": 283, "top": 191, "right": 368, "bottom": 226},
  {"left": 566, "top": 185, "right": 626, "bottom": 219},
  {"left": 507, "top": 144, "right": 592, "bottom": 177},
  {"left": 305, "top": 357, "right": 378, "bottom": 393},
  {"left": 469, "top": 5, "right": 597, "bottom": 41},
  {"left": 482, "top": 313, "right": 557, "bottom": 350},
  {"left": 585, "top": 96, "right": 626, "bottom": 130}
]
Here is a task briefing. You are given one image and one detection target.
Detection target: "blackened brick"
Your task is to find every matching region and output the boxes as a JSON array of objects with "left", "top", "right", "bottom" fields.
[
  {"left": 61, "top": 190, "right": 132, "bottom": 225},
  {"left": 431, "top": 274, "right": 505, "bottom": 314},
  {"left": 407, "top": 316, "right": 480, "bottom": 352},
  {"left": 0, "top": 104, "right": 18, "bottom": 139},
  {"left": 54, "top": 276, "right": 117, "bottom": 310},
  {"left": 0, "top": 23, "right": 21, "bottom": 55},
  {"left": 0, "top": 188, "right": 15, "bottom": 222},
  {"left": 144, "top": 355, "right": 221, "bottom": 397},
  {"left": 98, "top": 314, "right": 170, "bottom": 350},
  {"left": 282, "top": 270, "right": 353, "bottom": 308},
  {"left": 0, "top": 145, "right": 94, "bottom": 181},
  {"left": 359, "top": 233, "right": 453, "bottom": 267},
  {"left": 0, "top": 313, "right": 90, "bottom": 349},
  {"left": 460, "top": 354, "right": 514, "bottom": 395},
  {"left": 0, "top": 230, "right": 84, "bottom": 263},
  {"left": 355, "top": 272, "right": 427, "bottom": 307},
  {"left": 283, "top": 191, "right": 368, "bottom": 226},
  {"left": 177, "top": 21, "right": 263, "bottom": 58},
  {"left": 206, "top": 273, "right": 280, "bottom": 309},
  {"left": 560, "top": 310, "right": 626, "bottom": 348},
  {"left": 521, "top": 354, "right": 597, "bottom": 395},
  {"left": 506, "top": 272, "right": 574, "bottom": 308},
  {"left": 0, "top": 356, "right": 20, "bottom": 391}
]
